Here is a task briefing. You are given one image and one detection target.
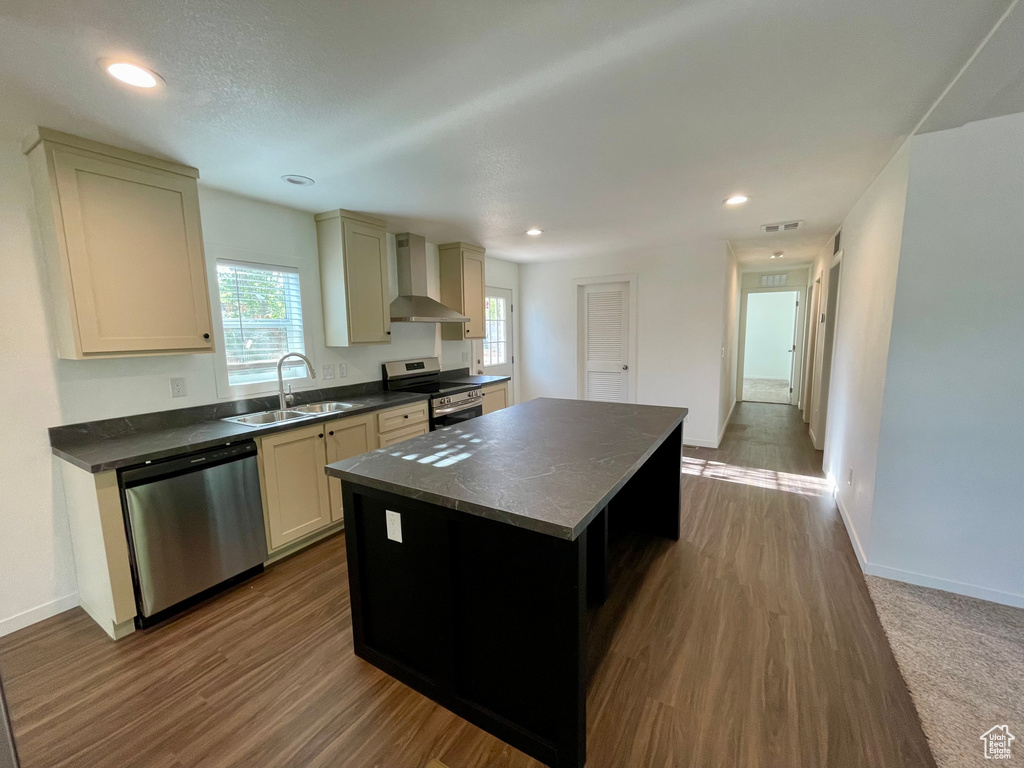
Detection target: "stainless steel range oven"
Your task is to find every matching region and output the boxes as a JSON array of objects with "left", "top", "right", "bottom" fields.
[{"left": 382, "top": 357, "right": 483, "bottom": 431}]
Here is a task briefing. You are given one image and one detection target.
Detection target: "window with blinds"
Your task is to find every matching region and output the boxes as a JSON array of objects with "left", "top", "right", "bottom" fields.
[
  {"left": 216, "top": 260, "right": 307, "bottom": 386},
  {"left": 483, "top": 296, "right": 507, "bottom": 366}
]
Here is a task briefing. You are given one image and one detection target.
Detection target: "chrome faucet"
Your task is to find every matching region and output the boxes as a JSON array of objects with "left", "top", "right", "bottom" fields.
[{"left": 278, "top": 353, "right": 316, "bottom": 410}]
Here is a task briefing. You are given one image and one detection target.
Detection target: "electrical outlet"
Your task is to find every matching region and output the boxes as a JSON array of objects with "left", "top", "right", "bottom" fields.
[
  {"left": 385, "top": 510, "right": 403, "bottom": 543},
  {"left": 322, "top": 364, "right": 336, "bottom": 380},
  {"left": 461, "top": 351, "right": 469, "bottom": 362},
  {"left": 170, "top": 377, "right": 187, "bottom": 398},
  {"left": 339, "top": 363, "right": 348, "bottom": 378},
  {"left": 847, "top": 468, "right": 854, "bottom": 486}
]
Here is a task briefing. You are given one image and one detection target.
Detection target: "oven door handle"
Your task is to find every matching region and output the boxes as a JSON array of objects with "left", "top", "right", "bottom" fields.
[{"left": 433, "top": 399, "right": 482, "bottom": 417}]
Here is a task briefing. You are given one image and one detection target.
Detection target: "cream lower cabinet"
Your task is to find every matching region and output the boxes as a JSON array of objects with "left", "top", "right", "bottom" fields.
[
  {"left": 258, "top": 423, "right": 333, "bottom": 552},
  {"left": 324, "top": 412, "right": 377, "bottom": 523},
  {"left": 481, "top": 381, "right": 509, "bottom": 414},
  {"left": 376, "top": 401, "right": 430, "bottom": 447}
]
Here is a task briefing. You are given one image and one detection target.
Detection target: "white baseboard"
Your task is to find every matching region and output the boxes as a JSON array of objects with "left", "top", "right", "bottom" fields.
[
  {"left": 716, "top": 399, "right": 737, "bottom": 448},
  {"left": 834, "top": 491, "right": 869, "bottom": 569},
  {"left": 865, "top": 563, "right": 1024, "bottom": 609},
  {"left": 684, "top": 437, "right": 720, "bottom": 448},
  {"left": 0, "top": 593, "right": 79, "bottom": 637}
]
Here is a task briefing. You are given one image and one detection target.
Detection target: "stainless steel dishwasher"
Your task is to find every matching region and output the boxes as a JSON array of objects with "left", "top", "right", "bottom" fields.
[{"left": 120, "top": 441, "right": 268, "bottom": 628}]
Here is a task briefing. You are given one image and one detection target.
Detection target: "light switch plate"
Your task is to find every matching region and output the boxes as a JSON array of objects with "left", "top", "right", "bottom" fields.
[
  {"left": 322, "top": 364, "right": 336, "bottom": 380},
  {"left": 170, "top": 377, "right": 187, "bottom": 398},
  {"left": 340, "top": 363, "right": 348, "bottom": 378},
  {"left": 385, "top": 510, "right": 403, "bottom": 543},
  {"left": 462, "top": 351, "right": 469, "bottom": 362}
]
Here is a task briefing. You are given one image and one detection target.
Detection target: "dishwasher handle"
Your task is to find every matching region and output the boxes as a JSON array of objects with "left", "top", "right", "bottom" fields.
[{"left": 120, "top": 441, "right": 258, "bottom": 487}]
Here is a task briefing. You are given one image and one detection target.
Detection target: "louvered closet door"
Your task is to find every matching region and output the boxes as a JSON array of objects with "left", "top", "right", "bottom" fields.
[{"left": 582, "top": 282, "right": 630, "bottom": 402}]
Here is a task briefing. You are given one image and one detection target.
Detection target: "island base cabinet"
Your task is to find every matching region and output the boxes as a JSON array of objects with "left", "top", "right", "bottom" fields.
[
  {"left": 342, "top": 483, "right": 586, "bottom": 768},
  {"left": 258, "top": 424, "right": 332, "bottom": 551}
]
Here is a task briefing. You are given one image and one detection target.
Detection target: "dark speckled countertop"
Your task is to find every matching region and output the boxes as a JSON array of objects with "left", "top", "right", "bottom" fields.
[
  {"left": 50, "top": 389, "right": 428, "bottom": 474},
  {"left": 326, "top": 397, "right": 686, "bottom": 540},
  {"left": 48, "top": 369, "right": 511, "bottom": 474}
]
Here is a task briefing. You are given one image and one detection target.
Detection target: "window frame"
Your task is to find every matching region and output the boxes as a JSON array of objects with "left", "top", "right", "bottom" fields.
[
  {"left": 207, "top": 245, "right": 317, "bottom": 399},
  {"left": 482, "top": 295, "right": 509, "bottom": 368}
]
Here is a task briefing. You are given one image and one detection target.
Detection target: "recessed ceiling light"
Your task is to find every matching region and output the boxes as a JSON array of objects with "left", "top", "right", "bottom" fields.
[
  {"left": 526, "top": 228, "right": 543, "bottom": 236},
  {"left": 724, "top": 195, "right": 749, "bottom": 206},
  {"left": 281, "top": 175, "right": 315, "bottom": 186},
  {"left": 771, "top": 251, "right": 784, "bottom": 259},
  {"left": 104, "top": 61, "right": 162, "bottom": 88}
]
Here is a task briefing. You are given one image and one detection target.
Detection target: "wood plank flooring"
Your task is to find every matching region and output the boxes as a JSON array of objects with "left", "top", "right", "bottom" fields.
[{"left": 0, "top": 403, "right": 935, "bottom": 768}]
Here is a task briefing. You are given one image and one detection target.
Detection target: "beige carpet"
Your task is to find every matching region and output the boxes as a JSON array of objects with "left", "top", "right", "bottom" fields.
[
  {"left": 867, "top": 576, "right": 1024, "bottom": 767},
  {"left": 742, "top": 377, "right": 790, "bottom": 404}
]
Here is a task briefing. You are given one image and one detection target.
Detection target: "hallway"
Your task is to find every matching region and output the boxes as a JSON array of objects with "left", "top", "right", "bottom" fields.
[{"left": 0, "top": 403, "right": 934, "bottom": 768}]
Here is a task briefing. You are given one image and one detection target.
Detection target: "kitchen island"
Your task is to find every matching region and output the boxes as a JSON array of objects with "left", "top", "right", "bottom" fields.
[{"left": 325, "top": 397, "right": 686, "bottom": 768}]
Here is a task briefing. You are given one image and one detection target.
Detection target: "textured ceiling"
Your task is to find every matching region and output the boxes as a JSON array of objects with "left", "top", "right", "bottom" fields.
[{"left": 0, "top": 0, "right": 1012, "bottom": 264}]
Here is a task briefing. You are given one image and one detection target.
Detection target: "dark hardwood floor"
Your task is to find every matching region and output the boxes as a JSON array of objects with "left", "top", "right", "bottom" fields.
[{"left": 0, "top": 402, "right": 935, "bottom": 768}]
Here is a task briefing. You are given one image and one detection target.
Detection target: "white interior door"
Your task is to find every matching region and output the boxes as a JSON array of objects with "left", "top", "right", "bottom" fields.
[
  {"left": 480, "top": 287, "right": 514, "bottom": 396},
  {"left": 580, "top": 282, "right": 630, "bottom": 402}
]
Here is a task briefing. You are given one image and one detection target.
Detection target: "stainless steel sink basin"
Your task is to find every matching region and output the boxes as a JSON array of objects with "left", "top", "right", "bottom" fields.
[
  {"left": 223, "top": 410, "right": 310, "bottom": 426},
  {"left": 290, "top": 402, "right": 358, "bottom": 414}
]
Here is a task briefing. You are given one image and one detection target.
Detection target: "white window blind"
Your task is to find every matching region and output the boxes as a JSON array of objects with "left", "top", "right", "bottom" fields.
[
  {"left": 216, "top": 260, "right": 307, "bottom": 386},
  {"left": 483, "top": 296, "right": 507, "bottom": 366}
]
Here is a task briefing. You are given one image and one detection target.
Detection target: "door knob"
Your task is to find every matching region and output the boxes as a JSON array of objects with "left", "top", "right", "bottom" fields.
[{"left": 622, "top": 364, "right": 628, "bottom": 370}]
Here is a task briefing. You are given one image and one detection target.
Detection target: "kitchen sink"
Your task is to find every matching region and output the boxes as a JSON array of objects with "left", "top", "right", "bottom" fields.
[
  {"left": 223, "top": 410, "right": 310, "bottom": 426},
  {"left": 290, "top": 402, "right": 358, "bottom": 414}
]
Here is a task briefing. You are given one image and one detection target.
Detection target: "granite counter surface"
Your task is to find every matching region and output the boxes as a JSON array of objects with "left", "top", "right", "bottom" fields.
[
  {"left": 326, "top": 397, "right": 686, "bottom": 540},
  {"left": 51, "top": 390, "right": 429, "bottom": 474}
]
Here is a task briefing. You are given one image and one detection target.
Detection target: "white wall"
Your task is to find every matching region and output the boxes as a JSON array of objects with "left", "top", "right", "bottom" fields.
[
  {"left": 0, "top": 139, "right": 469, "bottom": 632},
  {"left": 742, "top": 291, "right": 798, "bottom": 379},
  {"left": 718, "top": 246, "right": 739, "bottom": 442},
  {"left": 519, "top": 239, "right": 727, "bottom": 447},
  {"left": 868, "top": 113, "right": 1024, "bottom": 605},
  {"left": 483, "top": 257, "right": 521, "bottom": 405},
  {"left": 0, "top": 135, "right": 78, "bottom": 635},
  {"left": 820, "top": 143, "right": 910, "bottom": 564}
]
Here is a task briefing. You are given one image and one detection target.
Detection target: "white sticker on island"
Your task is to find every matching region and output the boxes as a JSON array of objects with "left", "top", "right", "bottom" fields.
[{"left": 385, "top": 510, "right": 403, "bottom": 543}]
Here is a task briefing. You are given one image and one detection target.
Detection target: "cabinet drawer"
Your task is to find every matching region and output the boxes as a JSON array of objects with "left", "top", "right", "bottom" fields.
[
  {"left": 378, "top": 423, "right": 430, "bottom": 448},
  {"left": 377, "top": 401, "right": 429, "bottom": 433}
]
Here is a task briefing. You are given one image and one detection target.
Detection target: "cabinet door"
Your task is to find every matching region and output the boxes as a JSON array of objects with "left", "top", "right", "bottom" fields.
[
  {"left": 463, "top": 251, "right": 486, "bottom": 339},
  {"left": 343, "top": 218, "right": 391, "bottom": 344},
  {"left": 325, "top": 414, "right": 377, "bottom": 523},
  {"left": 481, "top": 383, "right": 508, "bottom": 415},
  {"left": 378, "top": 423, "right": 430, "bottom": 448},
  {"left": 52, "top": 147, "right": 213, "bottom": 354},
  {"left": 260, "top": 424, "right": 332, "bottom": 550}
]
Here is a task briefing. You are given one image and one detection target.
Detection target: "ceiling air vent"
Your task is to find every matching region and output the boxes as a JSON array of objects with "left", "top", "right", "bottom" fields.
[{"left": 761, "top": 220, "right": 802, "bottom": 233}]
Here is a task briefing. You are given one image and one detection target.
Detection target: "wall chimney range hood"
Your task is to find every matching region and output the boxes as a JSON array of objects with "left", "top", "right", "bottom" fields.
[{"left": 390, "top": 233, "right": 469, "bottom": 323}]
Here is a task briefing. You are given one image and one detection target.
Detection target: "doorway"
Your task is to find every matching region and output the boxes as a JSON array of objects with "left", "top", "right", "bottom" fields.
[
  {"left": 481, "top": 287, "right": 514, "bottom": 400},
  {"left": 576, "top": 277, "right": 637, "bottom": 402},
  {"left": 737, "top": 269, "right": 810, "bottom": 408}
]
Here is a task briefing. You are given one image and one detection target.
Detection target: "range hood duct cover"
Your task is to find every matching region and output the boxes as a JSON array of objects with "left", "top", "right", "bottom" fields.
[{"left": 390, "top": 233, "right": 469, "bottom": 323}]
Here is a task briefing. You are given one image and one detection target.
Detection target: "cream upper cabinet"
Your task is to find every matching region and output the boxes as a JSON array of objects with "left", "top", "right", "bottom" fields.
[
  {"left": 324, "top": 412, "right": 377, "bottom": 523},
  {"left": 316, "top": 209, "right": 391, "bottom": 346},
  {"left": 258, "top": 423, "right": 332, "bottom": 551},
  {"left": 439, "top": 242, "right": 486, "bottom": 340},
  {"left": 481, "top": 382, "right": 509, "bottom": 415},
  {"left": 24, "top": 128, "right": 214, "bottom": 359}
]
